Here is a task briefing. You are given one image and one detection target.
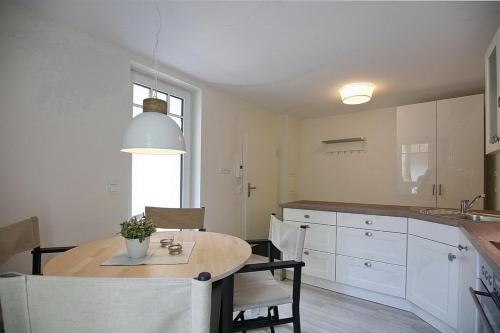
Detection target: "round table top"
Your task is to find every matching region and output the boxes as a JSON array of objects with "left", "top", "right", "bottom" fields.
[{"left": 44, "top": 231, "right": 251, "bottom": 281}]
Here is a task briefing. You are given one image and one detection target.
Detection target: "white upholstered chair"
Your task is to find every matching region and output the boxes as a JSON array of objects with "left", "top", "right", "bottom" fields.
[
  {"left": 233, "top": 215, "right": 307, "bottom": 332},
  {"left": 0, "top": 272, "right": 212, "bottom": 333}
]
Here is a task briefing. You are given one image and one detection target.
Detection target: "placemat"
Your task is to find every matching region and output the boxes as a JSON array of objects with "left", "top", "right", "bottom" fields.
[{"left": 101, "top": 241, "right": 196, "bottom": 266}]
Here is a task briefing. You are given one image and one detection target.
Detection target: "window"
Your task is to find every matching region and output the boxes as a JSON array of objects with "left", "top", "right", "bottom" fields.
[{"left": 130, "top": 72, "right": 191, "bottom": 216}]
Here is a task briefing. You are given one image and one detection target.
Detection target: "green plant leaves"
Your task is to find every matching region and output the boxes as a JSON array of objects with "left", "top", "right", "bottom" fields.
[{"left": 120, "top": 215, "right": 156, "bottom": 242}]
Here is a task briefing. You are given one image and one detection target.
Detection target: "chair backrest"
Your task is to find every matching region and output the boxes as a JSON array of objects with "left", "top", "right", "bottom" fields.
[
  {"left": 145, "top": 207, "right": 205, "bottom": 230},
  {"left": 268, "top": 215, "right": 306, "bottom": 262},
  {"left": 0, "top": 273, "right": 212, "bottom": 333},
  {"left": 0, "top": 217, "right": 40, "bottom": 266}
]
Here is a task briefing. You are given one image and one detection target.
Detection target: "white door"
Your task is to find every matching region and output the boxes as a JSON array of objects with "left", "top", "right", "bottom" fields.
[
  {"left": 396, "top": 101, "right": 437, "bottom": 207},
  {"left": 407, "top": 235, "right": 460, "bottom": 329},
  {"left": 436, "top": 95, "right": 484, "bottom": 209},
  {"left": 242, "top": 132, "right": 279, "bottom": 240},
  {"left": 458, "top": 231, "right": 479, "bottom": 333}
]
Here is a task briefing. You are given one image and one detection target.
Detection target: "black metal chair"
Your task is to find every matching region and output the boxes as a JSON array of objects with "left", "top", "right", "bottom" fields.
[
  {"left": 0, "top": 216, "right": 75, "bottom": 275},
  {"left": 232, "top": 215, "right": 307, "bottom": 332}
]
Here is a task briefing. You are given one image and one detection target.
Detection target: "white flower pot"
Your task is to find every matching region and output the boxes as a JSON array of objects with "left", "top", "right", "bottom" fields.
[{"left": 125, "top": 237, "right": 150, "bottom": 259}]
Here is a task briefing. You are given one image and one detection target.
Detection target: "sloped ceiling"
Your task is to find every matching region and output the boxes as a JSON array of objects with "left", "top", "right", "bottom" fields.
[{"left": 15, "top": 1, "right": 500, "bottom": 117}]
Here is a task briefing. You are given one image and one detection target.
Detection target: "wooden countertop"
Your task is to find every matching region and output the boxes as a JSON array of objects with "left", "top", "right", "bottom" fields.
[{"left": 280, "top": 200, "right": 500, "bottom": 276}]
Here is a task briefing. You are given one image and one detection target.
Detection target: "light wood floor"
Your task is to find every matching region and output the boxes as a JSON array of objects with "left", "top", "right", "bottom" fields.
[{"left": 251, "top": 282, "right": 439, "bottom": 333}]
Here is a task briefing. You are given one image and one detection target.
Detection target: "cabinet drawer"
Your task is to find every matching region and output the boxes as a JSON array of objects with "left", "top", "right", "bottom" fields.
[
  {"left": 337, "top": 227, "right": 407, "bottom": 266},
  {"left": 283, "top": 208, "right": 336, "bottom": 225},
  {"left": 285, "top": 221, "right": 336, "bottom": 253},
  {"left": 302, "top": 249, "right": 336, "bottom": 281},
  {"left": 338, "top": 213, "right": 407, "bottom": 233},
  {"left": 336, "top": 255, "right": 406, "bottom": 298},
  {"left": 408, "top": 219, "right": 459, "bottom": 247},
  {"left": 285, "top": 249, "right": 335, "bottom": 281}
]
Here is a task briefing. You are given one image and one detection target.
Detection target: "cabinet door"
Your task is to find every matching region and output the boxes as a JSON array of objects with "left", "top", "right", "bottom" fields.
[
  {"left": 396, "top": 101, "right": 437, "bottom": 207},
  {"left": 485, "top": 26, "right": 500, "bottom": 154},
  {"left": 407, "top": 235, "right": 460, "bottom": 329},
  {"left": 458, "top": 231, "right": 478, "bottom": 333},
  {"left": 437, "top": 95, "right": 484, "bottom": 209}
]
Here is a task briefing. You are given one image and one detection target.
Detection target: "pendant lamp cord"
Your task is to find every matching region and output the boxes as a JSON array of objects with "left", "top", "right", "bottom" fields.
[{"left": 153, "top": 0, "right": 162, "bottom": 99}]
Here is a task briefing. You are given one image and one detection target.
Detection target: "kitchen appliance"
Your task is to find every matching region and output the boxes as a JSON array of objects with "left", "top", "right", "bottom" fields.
[{"left": 470, "top": 257, "right": 500, "bottom": 332}]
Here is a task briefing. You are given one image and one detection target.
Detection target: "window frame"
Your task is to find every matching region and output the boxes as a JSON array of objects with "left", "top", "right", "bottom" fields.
[{"left": 130, "top": 70, "right": 192, "bottom": 211}]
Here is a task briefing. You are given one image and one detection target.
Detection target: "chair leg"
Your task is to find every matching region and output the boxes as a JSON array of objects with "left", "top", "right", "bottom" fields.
[
  {"left": 273, "top": 306, "right": 279, "bottom": 320},
  {"left": 292, "top": 302, "right": 301, "bottom": 333},
  {"left": 233, "top": 311, "right": 246, "bottom": 333},
  {"left": 267, "top": 307, "right": 275, "bottom": 333},
  {"left": 31, "top": 247, "right": 42, "bottom": 275}
]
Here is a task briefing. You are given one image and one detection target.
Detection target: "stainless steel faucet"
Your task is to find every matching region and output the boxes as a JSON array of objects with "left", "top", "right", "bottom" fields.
[{"left": 460, "top": 194, "right": 486, "bottom": 214}]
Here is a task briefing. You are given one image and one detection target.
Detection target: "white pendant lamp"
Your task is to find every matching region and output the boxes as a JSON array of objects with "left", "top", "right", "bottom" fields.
[
  {"left": 121, "top": 1, "right": 186, "bottom": 155},
  {"left": 339, "top": 82, "right": 375, "bottom": 105},
  {"left": 121, "top": 98, "right": 186, "bottom": 155}
]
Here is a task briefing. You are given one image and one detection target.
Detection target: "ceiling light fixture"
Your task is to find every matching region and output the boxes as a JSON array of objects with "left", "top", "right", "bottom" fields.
[
  {"left": 339, "top": 82, "right": 375, "bottom": 105},
  {"left": 121, "top": 1, "right": 186, "bottom": 155}
]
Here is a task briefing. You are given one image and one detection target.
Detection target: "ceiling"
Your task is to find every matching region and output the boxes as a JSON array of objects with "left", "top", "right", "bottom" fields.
[{"left": 16, "top": 1, "right": 500, "bottom": 118}]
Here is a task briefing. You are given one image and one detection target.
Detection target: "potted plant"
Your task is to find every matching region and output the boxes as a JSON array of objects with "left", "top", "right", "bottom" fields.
[{"left": 120, "top": 215, "right": 156, "bottom": 258}]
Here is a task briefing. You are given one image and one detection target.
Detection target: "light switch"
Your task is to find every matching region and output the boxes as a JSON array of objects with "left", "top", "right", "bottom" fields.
[{"left": 108, "top": 181, "right": 119, "bottom": 193}]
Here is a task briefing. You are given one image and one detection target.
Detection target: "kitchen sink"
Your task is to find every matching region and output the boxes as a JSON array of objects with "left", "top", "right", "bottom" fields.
[
  {"left": 490, "top": 241, "right": 500, "bottom": 251},
  {"left": 463, "top": 213, "right": 500, "bottom": 222}
]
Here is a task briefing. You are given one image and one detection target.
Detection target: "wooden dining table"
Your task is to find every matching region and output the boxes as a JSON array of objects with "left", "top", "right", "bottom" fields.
[{"left": 44, "top": 231, "right": 252, "bottom": 333}]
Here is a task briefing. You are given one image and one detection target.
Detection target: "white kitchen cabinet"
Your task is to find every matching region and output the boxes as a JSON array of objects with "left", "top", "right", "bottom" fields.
[
  {"left": 336, "top": 254, "right": 406, "bottom": 298},
  {"left": 285, "top": 221, "right": 336, "bottom": 253},
  {"left": 485, "top": 25, "right": 500, "bottom": 154},
  {"left": 397, "top": 95, "right": 484, "bottom": 208},
  {"left": 437, "top": 95, "right": 484, "bottom": 209},
  {"left": 301, "top": 249, "right": 336, "bottom": 281},
  {"left": 337, "top": 212, "right": 407, "bottom": 233},
  {"left": 337, "top": 226, "right": 407, "bottom": 266},
  {"left": 458, "top": 231, "right": 478, "bottom": 333},
  {"left": 396, "top": 101, "right": 437, "bottom": 207},
  {"left": 283, "top": 208, "right": 336, "bottom": 225},
  {"left": 409, "top": 218, "right": 460, "bottom": 246},
  {"left": 407, "top": 234, "right": 460, "bottom": 329}
]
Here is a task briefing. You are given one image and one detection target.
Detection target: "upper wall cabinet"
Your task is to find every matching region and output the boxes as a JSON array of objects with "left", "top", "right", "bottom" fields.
[
  {"left": 437, "top": 95, "right": 484, "bottom": 208},
  {"left": 486, "top": 25, "right": 500, "bottom": 154},
  {"left": 396, "top": 101, "right": 437, "bottom": 207},
  {"left": 397, "top": 95, "right": 484, "bottom": 208}
]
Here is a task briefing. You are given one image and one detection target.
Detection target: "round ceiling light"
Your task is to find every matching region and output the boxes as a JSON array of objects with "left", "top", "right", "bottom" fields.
[{"left": 339, "top": 82, "right": 375, "bottom": 105}]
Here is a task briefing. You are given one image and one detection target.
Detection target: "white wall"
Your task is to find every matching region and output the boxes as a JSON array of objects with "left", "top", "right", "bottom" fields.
[
  {"left": 0, "top": 3, "right": 279, "bottom": 273},
  {"left": 296, "top": 108, "right": 404, "bottom": 205}
]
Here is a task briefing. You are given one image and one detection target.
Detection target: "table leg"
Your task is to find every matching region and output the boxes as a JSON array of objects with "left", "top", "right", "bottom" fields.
[
  {"left": 220, "top": 274, "right": 234, "bottom": 333},
  {"left": 210, "top": 280, "right": 222, "bottom": 333}
]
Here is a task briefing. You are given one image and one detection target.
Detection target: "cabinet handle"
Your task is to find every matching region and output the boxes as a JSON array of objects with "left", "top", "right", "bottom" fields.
[
  {"left": 364, "top": 262, "right": 372, "bottom": 268},
  {"left": 458, "top": 244, "right": 468, "bottom": 251},
  {"left": 304, "top": 250, "right": 309, "bottom": 255},
  {"left": 438, "top": 184, "right": 442, "bottom": 196},
  {"left": 448, "top": 253, "right": 457, "bottom": 262},
  {"left": 365, "top": 220, "right": 373, "bottom": 225},
  {"left": 304, "top": 214, "right": 310, "bottom": 219},
  {"left": 491, "top": 135, "right": 500, "bottom": 144},
  {"left": 432, "top": 184, "right": 436, "bottom": 196},
  {"left": 365, "top": 231, "right": 373, "bottom": 237}
]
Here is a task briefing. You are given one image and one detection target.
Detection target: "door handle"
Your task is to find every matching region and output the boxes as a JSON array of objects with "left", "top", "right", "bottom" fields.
[
  {"left": 247, "top": 183, "right": 257, "bottom": 197},
  {"left": 438, "top": 184, "right": 442, "bottom": 196},
  {"left": 432, "top": 184, "right": 436, "bottom": 196}
]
